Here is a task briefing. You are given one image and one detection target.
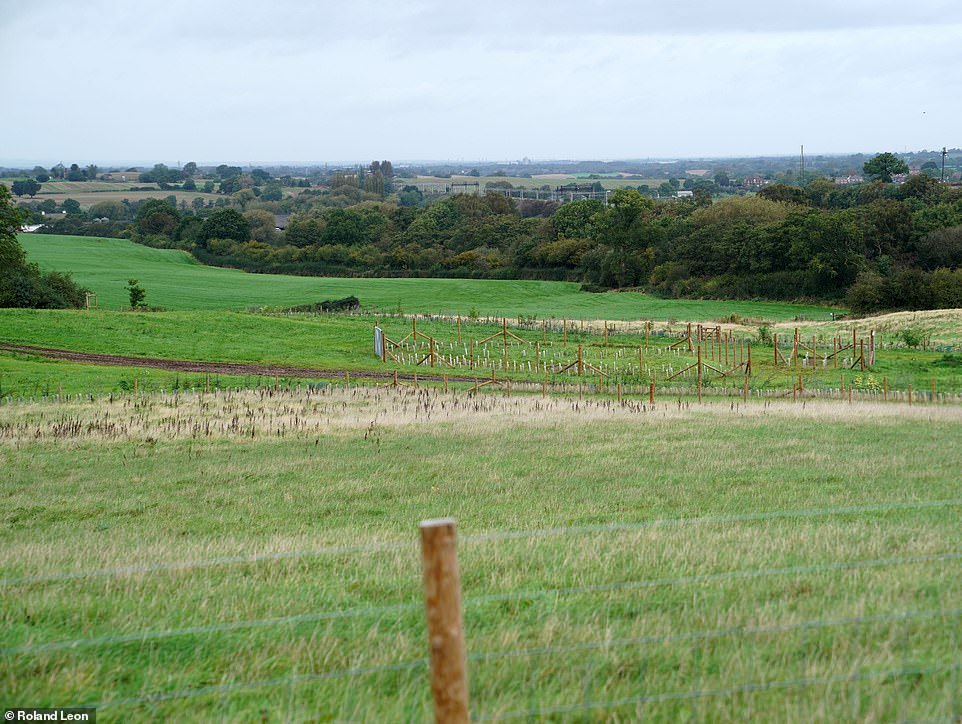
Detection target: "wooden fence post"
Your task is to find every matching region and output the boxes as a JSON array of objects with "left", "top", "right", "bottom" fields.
[{"left": 420, "top": 518, "right": 470, "bottom": 724}]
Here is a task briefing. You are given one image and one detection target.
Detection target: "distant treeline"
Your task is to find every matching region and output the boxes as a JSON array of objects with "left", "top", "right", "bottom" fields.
[{"left": 19, "top": 173, "right": 962, "bottom": 314}]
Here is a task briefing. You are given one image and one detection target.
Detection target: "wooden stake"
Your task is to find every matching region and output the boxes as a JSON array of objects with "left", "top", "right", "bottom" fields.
[
  {"left": 743, "top": 375, "right": 748, "bottom": 402},
  {"left": 443, "top": 372, "right": 448, "bottom": 393},
  {"left": 931, "top": 377, "right": 935, "bottom": 403},
  {"left": 883, "top": 376, "right": 887, "bottom": 401},
  {"left": 457, "top": 315, "right": 461, "bottom": 344},
  {"left": 908, "top": 384, "right": 912, "bottom": 406},
  {"left": 563, "top": 319, "right": 567, "bottom": 348},
  {"left": 697, "top": 341, "right": 702, "bottom": 402},
  {"left": 420, "top": 518, "right": 470, "bottom": 724},
  {"left": 502, "top": 319, "right": 507, "bottom": 368},
  {"left": 649, "top": 380, "right": 655, "bottom": 404}
]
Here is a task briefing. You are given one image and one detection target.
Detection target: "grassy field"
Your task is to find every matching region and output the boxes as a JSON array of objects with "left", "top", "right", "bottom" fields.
[
  {"left": 18, "top": 234, "right": 840, "bottom": 320},
  {"left": 2, "top": 388, "right": 961, "bottom": 720},
  {"left": 5, "top": 227, "right": 962, "bottom": 719},
  {"left": 3, "top": 307, "right": 961, "bottom": 399}
]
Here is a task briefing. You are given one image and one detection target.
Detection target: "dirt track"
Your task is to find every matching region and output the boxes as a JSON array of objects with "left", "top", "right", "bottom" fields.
[{"left": 0, "top": 343, "right": 475, "bottom": 384}]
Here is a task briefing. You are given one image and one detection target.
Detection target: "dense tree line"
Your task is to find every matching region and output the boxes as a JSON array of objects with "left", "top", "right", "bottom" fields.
[
  {"left": 13, "top": 155, "right": 962, "bottom": 314},
  {"left": 0, "top": 184, "right": 88, "bottom": 308}
]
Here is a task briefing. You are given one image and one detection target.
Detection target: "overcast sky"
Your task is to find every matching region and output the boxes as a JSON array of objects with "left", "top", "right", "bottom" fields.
[{"left": 1, "top": 0, "right": 960, "bottom": 166}]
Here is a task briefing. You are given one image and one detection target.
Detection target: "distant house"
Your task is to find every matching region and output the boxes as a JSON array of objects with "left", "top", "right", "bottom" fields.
[
  {"left": 675, "top": 190, "right": 694, "bottom": 198},
  {"left": 101, "top": 171, "right": 141, "bottom": 182},
  {"left": 273, "top": 214, "right": 290, "bottom": 232},
  {"left": 833, "top": 175, "right": 864, "bottom": 185},
  {"left": 743, "top": 176, "right": 768, "bottom": 190}
]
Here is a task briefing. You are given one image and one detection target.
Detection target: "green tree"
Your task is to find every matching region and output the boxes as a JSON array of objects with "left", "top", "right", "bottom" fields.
[
  {"left": 0, "top": 184, "right": 28, "bottom": 268},
  {"left": 863, "top": 152, "right": 909, "bottom": 183},
  {"left": 0, "top": 184, "right": 88, "bottom": 309},
  {"left": 11, "top": 180, "right": 41, "bottom": 198},
  {"left": 198, "top": 208, "right": 251, "bottom": 245},
  {"left": 135, "top": 199, "right": 180, "bottom": 237},
  {"left": 126, "top": 279, "right": 146, "bottom": 308},
  {"left": 88, "top": 200, "right": 126, "bottom": 220}
]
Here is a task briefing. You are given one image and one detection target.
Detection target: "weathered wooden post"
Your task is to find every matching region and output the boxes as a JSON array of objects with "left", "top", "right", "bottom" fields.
[
  {"left": 420, "top": 518, "right": 470, "bottom": 724},
  {"left": 696, "top": 341, "right": 702, "bottom": 402}
]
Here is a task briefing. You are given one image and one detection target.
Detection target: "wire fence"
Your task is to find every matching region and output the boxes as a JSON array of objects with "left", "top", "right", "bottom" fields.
[
  {"left": 4, "top": 498, "right": 961, "bottom": 719},
  {"left": 5, "top": 498, "right": 959, "bottom": 587}
]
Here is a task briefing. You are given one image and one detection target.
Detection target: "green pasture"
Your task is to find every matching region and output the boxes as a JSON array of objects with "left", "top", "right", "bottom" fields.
[
  {"left": 1, "top": 309, "right": 961, "bottom": 399},
  {"left": 18, "top": 234, "right": 840, "bottom": 320},
  {"left": 2, "top": 390, "right": 961, "bottom": 719}
]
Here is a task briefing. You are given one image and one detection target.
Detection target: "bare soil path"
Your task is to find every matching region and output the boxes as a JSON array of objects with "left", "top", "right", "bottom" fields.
[{"left": 0, "top": 343, "right": 472, "bottom": 384}]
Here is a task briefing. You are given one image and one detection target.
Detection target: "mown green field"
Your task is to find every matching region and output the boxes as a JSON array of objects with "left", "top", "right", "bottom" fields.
[
  {"left": 18, "top": 234, "right": 840, "bottom": 319},
  {"left": 3, "top": 308, "right": 962, "bottom": 400},
  {"left": 2, "top": 389, "right": 961, "bottom": 720}
]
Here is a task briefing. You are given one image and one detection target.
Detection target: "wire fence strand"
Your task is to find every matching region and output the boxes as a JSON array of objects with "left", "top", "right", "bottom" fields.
[
  {"left": 77, "top": 606, "right": 962, "bottom": 712},
  {"left": 475, "top": 661, "right": 962, "bottom": 721},
  {"left": 8, "top": 550, "right": 961, "bottom": 657},
  {"left": 92, "top": 658, "right": 429, "bottom": 710},
  {"left": 4, "top": 498, "right": 959, "bottom": 588}
]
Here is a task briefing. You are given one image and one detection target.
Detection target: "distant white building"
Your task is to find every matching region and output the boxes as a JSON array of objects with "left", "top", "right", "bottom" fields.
[{"left": 675, "top": 190, "right": 694, "bottom": 198}]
